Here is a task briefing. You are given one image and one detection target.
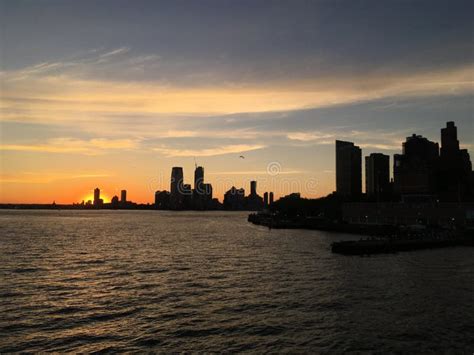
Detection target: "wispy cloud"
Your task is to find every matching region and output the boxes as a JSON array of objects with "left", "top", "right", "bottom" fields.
[
  {"left": 1, "top": 59, "right": 472, "bottom": 123},
  {"left": 1, "top": 138, "right": 138, "bottom": 155},
  {"left": 99, "top": 47, "right": 130, "bottom": 59},
  {"left": 153, "top": 144, "right": 265, "bottom": 157}
]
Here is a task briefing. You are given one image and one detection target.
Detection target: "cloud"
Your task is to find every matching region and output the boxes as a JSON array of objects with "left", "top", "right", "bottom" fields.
[
  {"left": 0, "top": 172, "right": 111, "bottom": 184},
  {"left": 153, "top": 144, "right": 265, "bottom": 157},
  {"left": 1, "top": 138, "right": 138, "bottom": 155},
  {"left": 1, "top": 60, "right": 473, "bottom": 125},
  {"left": 99, "top": 47, "right": 130, "bottom": 59},
  {"left": 287, "top": 132, "right": 335, "bottom": 142}
]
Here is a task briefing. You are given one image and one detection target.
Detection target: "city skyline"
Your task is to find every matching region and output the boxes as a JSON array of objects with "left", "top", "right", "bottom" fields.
[
  {"left": 3, "top": 120, "right": 470, "bottom": 206},
  {"left": 1, "top": 0, "right": 473, "bottom": 203}
]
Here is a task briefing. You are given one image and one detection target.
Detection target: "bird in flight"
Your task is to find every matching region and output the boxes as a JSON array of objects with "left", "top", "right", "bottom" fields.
[{"left": 239, "top": 155, "right": 245, "bottom": 159}]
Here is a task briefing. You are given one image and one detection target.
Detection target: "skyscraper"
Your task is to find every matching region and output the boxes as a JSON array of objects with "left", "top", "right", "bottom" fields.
[
  {"left": 336, "top": 140, "right": 362, "bottom": 197},
  {"left": 393, "top": 134, "right": 439, "bottom": 196},
  {"left": 269, "top": 192, "right": 274, "bottom": 205},
  {"left": 170, "top": 167, "right": 184, "bottom": 209},
  {"left": 93, "top": 187, "right": 101, "bottom": 206},
  {"left": 264, "top": 192, "right": 269, "bottom": 206},
  {"left": 250, "top": 180, "right": 257, "bottom": 196},
  {"left": 438, "top": 122, "right": 473, "bottom": 201},
  {"left": 245, "top": 180, "right": 263, "bottom": 210},
  {"left": 194, "top": 166, "right": 204, "bottom": 194},
  {"left": 441, "top": 121, "right": 460, "bottom": 157},
  {"left": 120, "top": 189, "right": 127, "bottom": 203},
  {"left": 365, "top": 153, "right": 390, "bottom": 199}
]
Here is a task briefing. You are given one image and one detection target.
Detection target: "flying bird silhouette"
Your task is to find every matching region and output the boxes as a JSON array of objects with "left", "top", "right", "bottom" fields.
[{"left": 239, "top": 155, "right": 245, "bottom": 159}]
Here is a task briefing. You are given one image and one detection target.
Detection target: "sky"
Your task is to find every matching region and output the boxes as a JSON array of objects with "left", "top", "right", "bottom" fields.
[{"left": 1, "top": 0, "right": 473, "bottom": 203}]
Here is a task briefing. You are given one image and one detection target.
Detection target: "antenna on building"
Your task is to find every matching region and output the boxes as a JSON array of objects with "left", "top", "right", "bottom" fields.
[{"left": 194, "top": 157, "right": 197, "bottom": 169}]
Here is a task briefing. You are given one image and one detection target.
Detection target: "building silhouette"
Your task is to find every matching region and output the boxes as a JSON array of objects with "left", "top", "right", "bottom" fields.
[
  {"left": 224, "top": 186, "right": 246, "bottom": 210},
  {"left": 111, "top": 195, "right": 119, "bottom": 208},
  {"left": 93, "top": 187, "right": 103, "bottom": 206},
  {"left": 336, "top": 140, "right": 362, "bottom": 198},
  {"left": 245, "top": 180, "right": 264, "bottom": 210},
  {"left": 269, "top": 192, "right": 274, "bottom": 205},
  {"left": 365, "top": 153, "right": 390, "bottom": 199},
  {"left": 250, "top": 181, "right": 257, "bottom": 196},
  {"left": 170, "top": 167, "right": 184, "bottom": 209},
  {"left": 193, "top": 166, "right": 205, "bottom": 209},
  {"left": 264, "top": 192, "right": 269, "bottom": 207},
  {"left": 121, "top": 190, "right": 127, "bottom": 203},
  {"left": 394, "top": 134, "right": 439, "bottom": 197},
  {"left": 194, "top": 166, "right": 204, "bottom": 193},
  {"left": 438, "top": 121, "right": 473, "bottom": 201},
  {"left": 155, "top": 190, "right": 170, "bottom": 209}
]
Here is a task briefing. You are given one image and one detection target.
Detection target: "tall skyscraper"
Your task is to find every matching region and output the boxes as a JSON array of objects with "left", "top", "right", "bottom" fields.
[
  {"left": 365, "top": 153, "right": 390, "bottom": 198},
  {"left": 170, "top": 167, "right": 184, "bottom": 209},
  {"left": 250, "top": 181, "right": 257, "bottom": 196},
  {"left": 393, "top": 134, "right": 439, "bottom": 196},
  {"left": 263, "top": 192, "right": 269, "bottom": 206},
  {"left": 93, "top": 187, "right": 100, "bottom": 206},
  {"left": 269, "top": 192, "right": 274, "bottom": 205},
  {"left": 441, "top": 121, "right": 460, "bottom": 157},
  {"left": 194, "top": 166, "right": 204, "bottom": 194},
  {"left": 336, "top": 140, "right": 362, "bottom": 197},
  {"left": 120, "top": 189, "right": 127, "bottom": 203},
  {"left": 438, "top": 121, "right": 473, "bottom": 201}
]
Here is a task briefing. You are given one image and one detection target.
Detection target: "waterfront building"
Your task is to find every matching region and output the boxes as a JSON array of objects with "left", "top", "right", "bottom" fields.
[
  {"left": 438, "top": 121, "right": 473, "bottom": 201},
  {"left": 245, "top": 180, "right": 263, "bottom": 210},
  {"left": 93, "top": 187, "right": 103, "bottom": 206},
  {"left": 336, "top": 140, "right": 362, "bottom": 198},
  {"left": 393, "top": 134, "right": 439, "bottom": 196},
  {"left": 170, "top": 167, "right": 184, "bottom": 209},
  {"left": 155, "top": 190, "right": 170, "bottom": 209},
  {"left": 120, "top": 190, "right": 127, "bottom": 203},
  {"left": 224, "top": 186, "right": 246, "bottom": 210},
  {"left": 365, "top": 153, "right": 390, "bottom": 199}
]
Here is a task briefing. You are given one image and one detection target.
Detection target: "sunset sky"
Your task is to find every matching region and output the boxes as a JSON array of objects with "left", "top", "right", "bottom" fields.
[{"left": 1, "top": 0, "right": 473, "bottom": 203}]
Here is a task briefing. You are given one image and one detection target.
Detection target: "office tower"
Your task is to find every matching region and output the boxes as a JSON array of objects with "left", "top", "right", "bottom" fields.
[
  {"left": 438, "top": 122, "right": 473, "bottom": 201},
  {"left": 441, "top": 121, "right": 460, "bottom": 156},
  {"left": 269, "top": 192, "right": 274, "bottom": 205},
  {"left": 336, "top": 140, "right": 362, "bottom": 197},
  {"left": 120, "top": 190, "right": 127, "bottom": 203},
  {"left": 194, "top": 166, "right": 204, "bottom": 194},
  {"left": 170, "top": 167, "right": 184, "bottom": 209},
  {"left": 245, "top": 180, "right": 263, "bottom": 210},
  {"left": 93, "top": 187, "right": 100, "bottom": 206},
  {"left": 365, "top": 153, "right": 390, "bottom": 199},
  {"left": 250, "top": 181, "right": 257, "bottom": 196},
  {"left": 223, "top": 186, "right": 246, "bottom": 210},
  {"left": 393, "top": 134, "right": 439, "bottom": 196},
  {"left": 264, "top": 192, "right": 269, "bottom": 206}
]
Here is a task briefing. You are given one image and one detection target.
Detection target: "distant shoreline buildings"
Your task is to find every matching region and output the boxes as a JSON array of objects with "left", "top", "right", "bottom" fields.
[{"left": 155, "top": 165, "right": 274, "bottom": 211}]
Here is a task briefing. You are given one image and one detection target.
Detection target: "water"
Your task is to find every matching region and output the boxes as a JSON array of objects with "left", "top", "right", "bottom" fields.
[{"left": 0, "top": 210, "right": 473, "bottom": 352}]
